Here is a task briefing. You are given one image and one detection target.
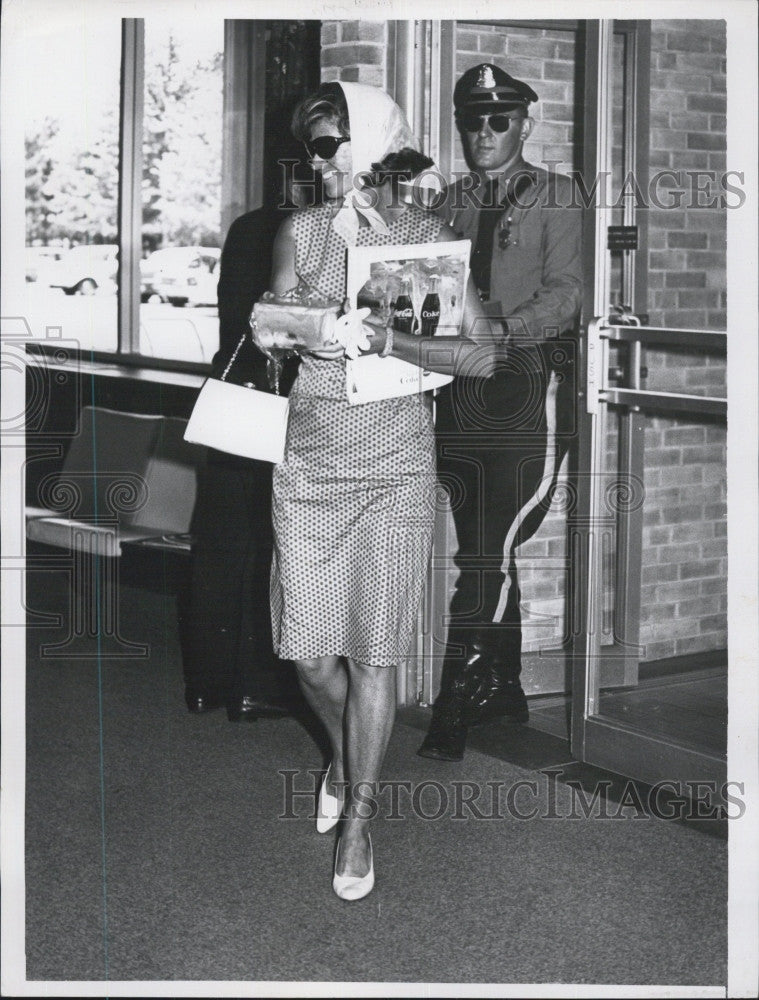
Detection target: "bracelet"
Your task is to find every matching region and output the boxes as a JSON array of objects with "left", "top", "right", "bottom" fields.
[{"left": 380, "top": 324, "right": 394, "bottom": 358}]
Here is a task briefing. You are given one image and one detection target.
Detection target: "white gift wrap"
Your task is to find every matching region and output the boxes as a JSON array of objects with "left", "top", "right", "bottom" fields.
[{"left": 251, "top": 295, "right": 341, "bottom": 354}]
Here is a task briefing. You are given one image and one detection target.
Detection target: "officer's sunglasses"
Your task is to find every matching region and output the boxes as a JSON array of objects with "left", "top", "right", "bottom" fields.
[
  {"left": 304, "top": 135, "right": 350, "bottom": 161},
  {"left": 458, "top": 113, "right": 517, "bottom": 134}
]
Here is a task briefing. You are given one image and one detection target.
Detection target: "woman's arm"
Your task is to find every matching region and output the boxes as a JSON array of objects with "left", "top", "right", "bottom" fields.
[
  {"left": 269, "top": 215, "right": 299, "bottom": 295},
  {"left": 363, "top": 223, "right": 505, "bottom": 377}
]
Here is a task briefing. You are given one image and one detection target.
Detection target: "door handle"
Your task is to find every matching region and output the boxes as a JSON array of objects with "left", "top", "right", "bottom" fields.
[
  {"left": 609, "top": 364, "right": 648, "bottom": 382},
  {"left": 608, "top": 306, "right": 649, "bottom": 327}
]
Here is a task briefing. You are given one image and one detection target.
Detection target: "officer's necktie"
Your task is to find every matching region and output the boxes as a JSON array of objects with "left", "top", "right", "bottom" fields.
[
  {"left": 470, "top": 178, "right": 500, "bottom": 299},
  {"left": 470, "top": 174, "right": 534, "bottom": 300}
]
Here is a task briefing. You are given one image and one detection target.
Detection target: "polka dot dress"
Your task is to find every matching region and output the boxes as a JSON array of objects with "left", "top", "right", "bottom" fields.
[{"left": 271, "top": 204, "right": 443, "bottom": 666}]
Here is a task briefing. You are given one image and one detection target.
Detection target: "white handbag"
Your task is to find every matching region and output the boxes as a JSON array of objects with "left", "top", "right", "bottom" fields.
[{"left": 184, "top": 334, "right": 289, "bottom": 464}]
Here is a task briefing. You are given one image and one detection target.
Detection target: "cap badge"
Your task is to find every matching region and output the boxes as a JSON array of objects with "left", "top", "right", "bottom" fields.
[{"left": 476, "top": 65, "right": 497, "bottom": 89}]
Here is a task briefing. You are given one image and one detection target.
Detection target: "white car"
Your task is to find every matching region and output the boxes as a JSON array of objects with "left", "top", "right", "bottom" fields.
[
  {"left": 25, "top": 246, "right": 66, "bottom": 283},
  {"left": 140, "top": 248, "right": 177, "bottom": 302},
  {"left": 43, "top": 244, "right": 118, "bottom": 295},
  {"left": 140, "top": 246, "right": 210, "bottom": 303},
  {"left": 150, "top": 246, "right": 221, "bottom": 307}
]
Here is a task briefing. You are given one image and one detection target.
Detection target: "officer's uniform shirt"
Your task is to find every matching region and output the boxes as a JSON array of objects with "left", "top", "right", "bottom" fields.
[
  {"left": 441, "top": 164, "right": 583, "bottom": 343},
  {"left": 435, "top": 165, "right": 583, "bottom": 431}
]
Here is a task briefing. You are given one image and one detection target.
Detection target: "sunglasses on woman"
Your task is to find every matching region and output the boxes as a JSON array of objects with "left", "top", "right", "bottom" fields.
[
  {"left": 304, "top": 135, "right": 350, "bottom": 161},
  {"left": 458, "top": 113, "right": 518, "bottom": 134}
]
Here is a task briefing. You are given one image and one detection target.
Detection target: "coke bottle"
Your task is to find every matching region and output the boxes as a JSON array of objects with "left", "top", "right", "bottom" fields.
[
  {"left": 420, "top": 274, "right": 441, "bottom": 337},
  {"left": 393, "top": 276, "right": 417, "bottom": 334}
]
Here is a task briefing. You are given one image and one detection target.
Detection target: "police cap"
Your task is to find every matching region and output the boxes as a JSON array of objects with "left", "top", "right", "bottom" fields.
[{"left": 453, "top": 63, "right": 538, "bottom": 115}]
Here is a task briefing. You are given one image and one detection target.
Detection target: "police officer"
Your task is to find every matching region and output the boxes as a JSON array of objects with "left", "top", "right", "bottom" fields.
[{"left": 418, "top": 63, "right": 583, "bottom": 761}]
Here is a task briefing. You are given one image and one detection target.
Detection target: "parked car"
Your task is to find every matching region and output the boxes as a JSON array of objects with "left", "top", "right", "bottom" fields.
[
  {"left": 150, "top": 246, "right": 221, "bottom": 307},
  {"left": 43, "top": 244, "right": 118, "bottom": 295},
  {"left": 25, "top": 246, "right": 66, "bottom": 283},
  {"left": 140, "top": 247, "right": 183, "bottom": 303}
]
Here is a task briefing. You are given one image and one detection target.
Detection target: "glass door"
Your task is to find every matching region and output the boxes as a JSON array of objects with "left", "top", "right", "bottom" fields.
[{"left": 571, "top": 19, "right": 728, "bottom": 788}]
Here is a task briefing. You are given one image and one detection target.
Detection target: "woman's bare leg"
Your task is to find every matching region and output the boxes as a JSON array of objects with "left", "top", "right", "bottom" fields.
[
  {"left": 337, "top": 658, "right": 396, "bottom": 876},
  {"left": 295, "top": 655, "right": 347, "bottom": 793}
]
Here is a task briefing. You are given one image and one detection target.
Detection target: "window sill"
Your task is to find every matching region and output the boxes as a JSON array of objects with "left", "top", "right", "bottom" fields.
[{"left": 25, "top": 343, "right": 208, "bottom": 390}]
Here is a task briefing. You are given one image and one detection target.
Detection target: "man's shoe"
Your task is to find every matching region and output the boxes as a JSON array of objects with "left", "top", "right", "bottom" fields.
[
  {"left": 226, "top": 695, "right": 290, "bottom": 722},
  {"left": 185, "top": 687, "right": 225, "bottom": 714},
  {"left": 465, "top": 681, "right": 529, "bottom": 727},
  {"left": 417, "top": 723, "right": 467, "bottom": 762}
]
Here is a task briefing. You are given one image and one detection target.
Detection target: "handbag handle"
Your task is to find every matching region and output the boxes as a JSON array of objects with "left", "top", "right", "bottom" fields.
[
  {"left": 220, "top": 328, "right": 284, "bottom": 396},
  {"left": 220, "top": 332, "right": 248, "bottom": 382}
]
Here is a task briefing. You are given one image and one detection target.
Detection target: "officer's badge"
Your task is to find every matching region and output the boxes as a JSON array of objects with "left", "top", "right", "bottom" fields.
[{"left": 476, "top": 65, "right": 497, "bottom": 89}]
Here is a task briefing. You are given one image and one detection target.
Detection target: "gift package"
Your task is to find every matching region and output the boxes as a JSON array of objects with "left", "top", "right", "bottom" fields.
[{"left": 251, "top": 287, "right": 341, "bottom": 354}]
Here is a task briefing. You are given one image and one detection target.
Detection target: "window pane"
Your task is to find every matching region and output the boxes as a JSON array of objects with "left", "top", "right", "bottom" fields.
[
  {"left": 139, "top": 19, "right": 224, "bottom": 364},
  {"left": 23, "top": 15, "right": 120, "bottom": 351}
]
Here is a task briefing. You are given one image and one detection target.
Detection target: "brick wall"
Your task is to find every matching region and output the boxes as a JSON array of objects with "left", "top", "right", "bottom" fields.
[
  {"left": 640, "top": 418, "right": 727, "bottom": 659},
  {"left": 638, "top": 20, "right": 726, "bottom": 661},
  {"left": 320, "top": 21, "right": 387, "bottom": 88},
  {"left": 647, "top": 20, "right": 727, "bottom": 333}
]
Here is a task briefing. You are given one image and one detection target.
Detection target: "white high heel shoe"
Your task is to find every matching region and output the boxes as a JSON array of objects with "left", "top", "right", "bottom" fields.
[
  {"left": 333, "top": 835, "right": 374, "bottom": 901},
  {"left": 316, "top": 764, "right": 343, "bottom": 834}
]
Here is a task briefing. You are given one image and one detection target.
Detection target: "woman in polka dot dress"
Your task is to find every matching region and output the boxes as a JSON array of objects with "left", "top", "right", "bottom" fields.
[{"left": 267, "top": 82, "right": 501, "bottom": 900}]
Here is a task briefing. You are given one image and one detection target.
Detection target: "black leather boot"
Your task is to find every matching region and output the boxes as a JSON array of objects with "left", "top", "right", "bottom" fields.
[
  {"left": 465, "top": 676, "right": 529, "bottom": 726},
  {"left": 462, "top": 632, "right": 529, "bottom": 727},
  {"left": 417, "top": 629, "right": 489, "bottom": 761}
]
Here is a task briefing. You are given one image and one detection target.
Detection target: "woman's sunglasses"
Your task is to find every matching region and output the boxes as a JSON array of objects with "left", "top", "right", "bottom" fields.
[
  {"left": 458, "top": 113, "right": 517, "bottom": 134},
  {"left": 304, "top": 135, "right": 350, "bottom": 161}
]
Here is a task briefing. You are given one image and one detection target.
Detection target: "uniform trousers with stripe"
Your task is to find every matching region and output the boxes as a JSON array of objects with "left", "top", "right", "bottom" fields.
[{"left": 434, "top": 342, "right": 575, "bottom": 710}]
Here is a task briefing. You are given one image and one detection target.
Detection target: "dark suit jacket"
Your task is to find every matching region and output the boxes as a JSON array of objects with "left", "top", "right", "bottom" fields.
[{"left": 212, "top": 206, "right": 299, "bottom": 396}]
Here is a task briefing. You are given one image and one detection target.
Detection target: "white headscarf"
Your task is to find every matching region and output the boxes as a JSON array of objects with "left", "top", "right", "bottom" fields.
[{"left": 330, "top": 82, "right": 420, "bottom": 246}]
